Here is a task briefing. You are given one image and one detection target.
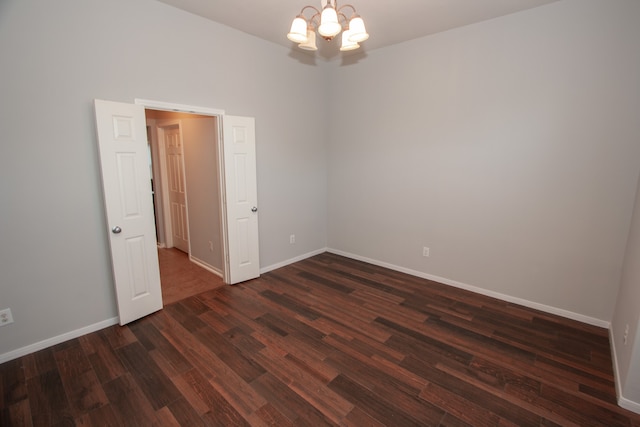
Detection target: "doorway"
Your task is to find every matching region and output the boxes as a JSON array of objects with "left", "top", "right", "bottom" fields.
[{"left": 145, "top": 109, "right": 225, "bottom": 297}]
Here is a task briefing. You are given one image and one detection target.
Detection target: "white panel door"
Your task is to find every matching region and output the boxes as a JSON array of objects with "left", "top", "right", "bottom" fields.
[
  {"left": 164, "top": 125, "right": 189, "bottom": 253},
  {"left": 223, "top": 116, "right": 260, "bottom": 284},
  {"left": 94, "top": 99, "right": 163, "bottom": 325}
]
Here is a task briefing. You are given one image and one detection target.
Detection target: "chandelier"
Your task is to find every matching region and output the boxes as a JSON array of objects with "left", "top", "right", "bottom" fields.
[{"left": 287, "top": 0, "right": 369, "bottom": 52}]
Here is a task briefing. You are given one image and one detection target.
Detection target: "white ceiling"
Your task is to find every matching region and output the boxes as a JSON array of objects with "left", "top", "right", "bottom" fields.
[{"left": 154, "top": 0, "right": 559, "bottom": 58}]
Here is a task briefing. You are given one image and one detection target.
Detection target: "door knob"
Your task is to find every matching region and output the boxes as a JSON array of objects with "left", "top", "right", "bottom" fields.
[
  {"left": 111, "top": 226, "right": 122, "bottom": 234},
  {"left": 251, "top": 207, "right": 258, "bottom": 213}
]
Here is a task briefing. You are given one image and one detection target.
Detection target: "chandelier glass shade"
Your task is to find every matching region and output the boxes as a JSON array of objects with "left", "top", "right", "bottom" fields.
[{"left": 287, "top": 0, "right": 369, "bottom": 52}]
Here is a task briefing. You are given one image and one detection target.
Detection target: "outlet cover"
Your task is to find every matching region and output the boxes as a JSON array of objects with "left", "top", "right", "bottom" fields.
[{"left": 0, "top": 308, "right": 14, "bottom": 326}]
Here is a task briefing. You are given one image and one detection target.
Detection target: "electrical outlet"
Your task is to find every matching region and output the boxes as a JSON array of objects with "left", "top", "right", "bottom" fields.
[
  {"left": 0, "top": 308, "right": 14, "bottom": 326},
  {"left": 290, "top": 234, "right": 296, "bottom": 244},
  {"left": 422, "top": 247, "right": 430, "bottom": 257},
  {"left": 624, "top": 324, "right": 629, "bottom": 345},
  {"left": 209, "top": 241, "right": 214, "bottom": 252}
]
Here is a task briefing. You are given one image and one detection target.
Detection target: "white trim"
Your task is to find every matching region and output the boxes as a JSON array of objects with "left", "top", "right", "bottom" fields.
[
  {"left": 260, "top": 248, "right": 328, "bottom": 274},
  {"left": 217, "top": 118, "right": 230, "bottom": 284},
  {"left": 0, "top": 317, "right": 119, "bottom": 364},
  {"left": 135, "top": 99, "right": 225, "bottom": 116},
  {"left": 611, "top": 329, "right": 625, "bottom": 406},
  {"left": 190, "top": 255, "right": 223, "bottom": 278},
  {"left": 618, "top": 395, "right": 640, "bottom": 414},
  {"left": 327, "top": 248, "right": 610, "bottom": 328}
]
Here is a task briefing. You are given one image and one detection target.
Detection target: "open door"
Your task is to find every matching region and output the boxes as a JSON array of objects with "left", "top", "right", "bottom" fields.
[
  {"left": 94, "top": 99, "right": 163, "bottom": 325},
  {"left": 222, "top": 116, "right": 260, "bottom": 284}
]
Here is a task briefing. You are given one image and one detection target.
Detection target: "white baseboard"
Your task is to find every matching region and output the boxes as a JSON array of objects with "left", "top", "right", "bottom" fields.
[
  {"left": 0, "top": 250, "right": 321, "bottom": 364},
  {"left": 0, "top": 317, "right": 119, "bottom": 364},
  {"left": 190, "top": 255, "right": 223, "bottom": 278},
  {"left": 618, "top": 395, "right": 640, "bottom": 414},
  {"left": 327, "top": 248, "right": 610, "bottom": 329},
  {"left": 260, "top": 248, "right": 328, "bottom": 274}
]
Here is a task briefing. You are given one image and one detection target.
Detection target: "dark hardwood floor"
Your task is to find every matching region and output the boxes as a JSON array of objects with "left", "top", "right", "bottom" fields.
[{"left": 2, "top": 252, "right": 640, "bottom": 426}]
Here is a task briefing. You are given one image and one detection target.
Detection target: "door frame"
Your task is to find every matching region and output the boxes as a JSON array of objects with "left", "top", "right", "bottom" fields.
[{"left": 136, "top": 98, "right": 233, "bottom": 283}]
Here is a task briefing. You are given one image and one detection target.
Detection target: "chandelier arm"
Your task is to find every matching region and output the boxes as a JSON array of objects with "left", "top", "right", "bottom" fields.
[
  {"left": 300, "top": 5, "right": 321, "bottom": 18},
  {"left": 336, "top": 4, "right": 357, "bottom": 17},
  {"left": 309, "top": 13, "right": 320, "bottom": 30}
]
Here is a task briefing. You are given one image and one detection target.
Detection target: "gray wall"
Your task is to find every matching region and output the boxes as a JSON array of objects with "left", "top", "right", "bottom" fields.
[
  {"left": 181, "top": 116, "right": 222, "bottom": 271},
  {"left": 612, "top": 169, "right": 640, "bottom": 408},
  {"left": 327, "top": 0, "right": 640, "bottom": 323},
  {"left": 0, "top": 0, "right": 328, "bottom": 357}
]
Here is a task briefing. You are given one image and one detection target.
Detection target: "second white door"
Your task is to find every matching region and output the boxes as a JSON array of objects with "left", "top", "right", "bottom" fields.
[
  {"left": 163, "top": 124, "right": 190, "bottom": 253},
  {"left": 222, "top": 116, "right": 260, "bottom": 284}
]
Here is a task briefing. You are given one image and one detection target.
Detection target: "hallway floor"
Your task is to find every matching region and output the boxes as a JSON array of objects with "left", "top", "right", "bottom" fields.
[{"left": 158, "top": 248, "right": 224, "bottom": 305}]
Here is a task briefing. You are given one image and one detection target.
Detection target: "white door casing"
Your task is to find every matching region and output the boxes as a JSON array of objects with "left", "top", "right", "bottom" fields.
[
  {"left": 163, "top": 124, "right": 190, "bottom": 253},
  {"left": 94, "top": 99, "right": 163, "bottom": 325},
  {"left": 222, "top": 116, "right": 260, "bottom": 284}
]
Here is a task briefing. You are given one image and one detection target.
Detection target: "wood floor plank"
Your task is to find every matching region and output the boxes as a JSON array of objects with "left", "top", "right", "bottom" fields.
[
  {"left": 3, "top": 399, "right": 32, "bottom": 427},
  {"left": 26, "top": 370, "right": 73, "bottom": 426},
  {"left": 128, "top": 321, "right": 193, "bottom": 376},
  {"left": 250, "top": 372, "right": 336, "bottom": 427},
  {"left": 193, "top": 326, "right": 266, "bottom": 383},
  {"left": 2, "top": 252, "right": 640, "bottom": 426},
  {"left": 74, "top": 403, "right": 121, "bottom": 427},
  {"left": 251, "top": 345, "right": 353, "bottom": 425},
  {"left": 406, "top": 358, "right": 544, "bottom": 427},
  {"left": 115, "top": 341, "right": 182, "bottom": 411},
  {"left": 1, "top": 358, "right": 26, "bottom": 408},
  {"left": 165, "top": 397, "right": 208, "bottom": 427},
  {"left": 156, "top": 312, "right": 268, "bottom": 418},
  {"left": 100, "top": 325, "right": 138, "bottom": 350},
  {"left": 329, "top": 373, "right": 440, "bottom": 426},
  {"left": 175, "top": 368, "right": 250, "bottom": 427},
  {"left": 80, "top": 331, "right": 127, "bottom": 384},
  {"left": 433, "top": 360, "right": 575, "bottom": 426},
  {"left": 419, "top": 381, "right": 502, "bottom": 427},
  {"left": 252, "top": 402, "right": 294, "bottom": 427},
  {"left": 54, "top": 342, "right": 108, "bottom": 417},
  {"left": 326, "top": 348, "right": 445, "bottom": 423},
  {"left": 323, "top": 334, "right": 424, "bottom": 393},
  {"left": 154, "top": 406, "right": 182, "bottom": 427},
  {"left": 102, "top": 373, "right": 161, "bottom": 426}
]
